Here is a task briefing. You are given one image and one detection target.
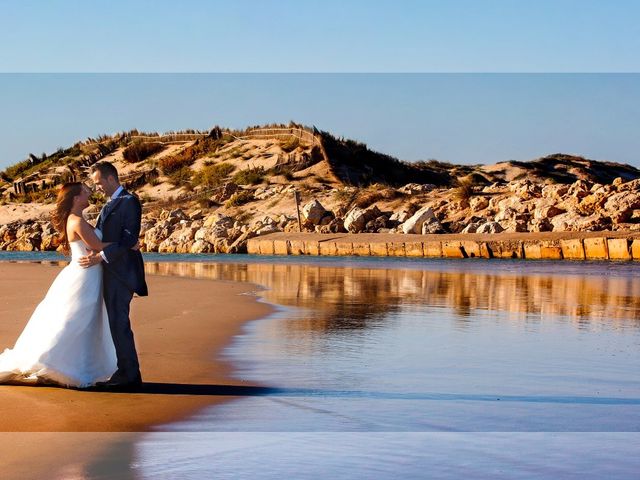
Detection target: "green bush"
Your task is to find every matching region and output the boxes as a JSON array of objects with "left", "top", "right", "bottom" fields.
[
  {"left": 225, "top": 189, "right": 254, "bottom": 207},
  {"left": 2, "top": 159, "right": 32, "bottom": 180},
  {"left": 168, "top": 166, "right": 193, "bottom": 186},
  {"left": 232, "top": 166, "right": 265, "bottom": 185},
  {"left": 193, "top": 162, "right": 236, "bottom": 187},
  {"left": 280, "top": 137, "right": 300, "bottom": 153}
]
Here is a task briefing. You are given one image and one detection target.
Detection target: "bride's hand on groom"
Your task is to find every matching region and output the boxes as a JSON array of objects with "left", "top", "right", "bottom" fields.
[{"left": 78, "top": 252, "right": 102, "bottom": 268}]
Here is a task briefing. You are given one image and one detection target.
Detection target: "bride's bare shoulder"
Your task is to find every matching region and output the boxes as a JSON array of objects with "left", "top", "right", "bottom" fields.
[{"left": 66, "top": 214, "right": 83, "bottom": 241}]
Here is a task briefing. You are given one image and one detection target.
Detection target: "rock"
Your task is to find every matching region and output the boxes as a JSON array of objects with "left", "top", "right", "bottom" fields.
[
  {"left": 494, "top": 207, "right": 519, "bottom": 223},
  {"left": 461, "top": 222, "right": 481, "bottom": 234},
  {"left": 301, "top": 199, "right": 328, "bottom": 226},
  {"left": 421, "top": 217, "right": 445, "bottom": 234},
  {"left": 159, "top": 208, "right": 189, "bottom": 224},
  {"left": 508, "top": 179, "right": 541, "bottom": 199},
  {"left": 400, "top": 206, "right": 437, "bottom": 234},
  {"left": 318, "top": 214, "right": 334, "bottom": 226},
  {"left": 604, "top": 191, "right": 640, "bottom": 223},
  {"left": 327, "top": 217, "right": 346, "bottom": 233},
  {"left": 203, "top": 213, "right": 234, "bottom": 229},
  {"left": 143, "top": 224, "right": 174, "bottom": 252},
  {"left": 533, "top": 203, "right": 565, "bottom": 220},
  {"left": 541, "top": 183, "right": 569, "bottom": 200},
  {"left": 188, "top": 209, "right": 204, "bottom": 220},
  {"left": 398, "top": 183, "right": 436, "bottom": 195},
  {"left": 255, "top": 223, "right": 281, "bottom": 236},
  {"left": 529, "top": 217, "right": 553, "bottom": 232},
  {"left": 469, "top": 196, "right": 489, "bottom": 212},
  {"left": 211, "top": 182, "right": 239, "bottom": 203},
  {"left": 7, "top": 235, "right": 40, "bottom": 251},
  {"left": 550, "top": 212, "right": 583, "bottom": 232},
  {"left": 568, "top": 180, "right": 591, "bottom": 199},
  {"left": 344, "top": 205, "right": 381, "bottom": 233},
  {"left": 389, "top": 210, "right": 412, "bottom": 223},
  {"left": 190, "top": 239, "right": 214, "bottom": 253},
  {"left": 617, "top": 178, "right": 640, "bottom": 192},
  {"left": 476, "top": 221, "right": 504, "bottom": 234},
  {"left": 496, "top": 209, "right": 530, "bottom": 232},
  {"left": 227, "top": 230, "right": 257, "bottom": 254}
]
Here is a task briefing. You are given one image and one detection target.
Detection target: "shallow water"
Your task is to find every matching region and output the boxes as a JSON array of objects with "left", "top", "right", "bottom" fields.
[
  {"left": 3, "top": 253, "right": 640, "bottom": 478},
  {"left": 141, "top": 258, "right": 639, "bottom": 479}
]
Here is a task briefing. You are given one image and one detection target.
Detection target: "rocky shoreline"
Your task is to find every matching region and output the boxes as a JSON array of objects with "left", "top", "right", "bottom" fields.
[{"left": 2, "top": 175, "right": 640, "bottom": 257}]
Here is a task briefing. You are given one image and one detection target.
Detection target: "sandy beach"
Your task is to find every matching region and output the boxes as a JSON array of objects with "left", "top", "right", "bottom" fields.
[{"left": 0, "top": 262, "right": 273, "bottom": 478}]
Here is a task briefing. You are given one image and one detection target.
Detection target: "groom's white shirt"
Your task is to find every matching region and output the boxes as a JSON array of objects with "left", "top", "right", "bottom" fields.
[{"left": 99, "top": 185, "right": 124, "bottom": 263}]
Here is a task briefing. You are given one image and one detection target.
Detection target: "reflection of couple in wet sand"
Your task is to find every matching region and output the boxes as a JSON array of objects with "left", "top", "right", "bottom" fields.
[{"left": 0, "top": 162, "right": 147, "bottom": 391}]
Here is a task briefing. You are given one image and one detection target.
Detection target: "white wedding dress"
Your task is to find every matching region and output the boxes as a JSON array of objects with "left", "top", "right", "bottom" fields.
[{"left": 0, "top": 231, "right": 117, "bottom": 388}]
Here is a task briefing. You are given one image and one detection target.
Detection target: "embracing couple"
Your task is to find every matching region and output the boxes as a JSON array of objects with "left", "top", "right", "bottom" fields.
[{"left": 0, "top": 162, "right": 147, "bottom": 391}]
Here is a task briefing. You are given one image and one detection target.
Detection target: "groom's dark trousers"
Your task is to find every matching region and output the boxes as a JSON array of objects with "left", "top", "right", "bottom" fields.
[{"left": 97, "top": 189, "right": 148, "bottom": 381}]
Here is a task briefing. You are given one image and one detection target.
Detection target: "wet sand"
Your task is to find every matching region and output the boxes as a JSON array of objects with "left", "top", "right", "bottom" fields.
[{"left": 0, "top": 262, "right": 273, "bottom": 478}]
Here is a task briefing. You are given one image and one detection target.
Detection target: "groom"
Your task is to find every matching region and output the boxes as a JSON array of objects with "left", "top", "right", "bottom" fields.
[{"left": 80, "top": 161, "right": 148, "bottom": 390}]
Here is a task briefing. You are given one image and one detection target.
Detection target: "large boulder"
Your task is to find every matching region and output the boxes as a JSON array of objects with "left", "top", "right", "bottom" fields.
[
  {"left": 344, "top": 205, "right": 381, "bottom": 233},
  {"left": 604, "top": 191, "right": 640, "bottom": 223},
  {"left": 400, "top": 206, "right": 437, "bottom": 234},
  {"left": 301, "top": 199, "right": 328, "bottom": 226}
]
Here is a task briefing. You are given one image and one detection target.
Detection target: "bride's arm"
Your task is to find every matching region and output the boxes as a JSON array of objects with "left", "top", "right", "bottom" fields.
[{"left": 75, "top": 218, "right": 112, "bottom": 251}]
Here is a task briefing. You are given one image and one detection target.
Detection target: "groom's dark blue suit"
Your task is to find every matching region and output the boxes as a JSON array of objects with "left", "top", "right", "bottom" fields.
[{"left": 97, "top": 188, "right": 147, "bottom": 381}]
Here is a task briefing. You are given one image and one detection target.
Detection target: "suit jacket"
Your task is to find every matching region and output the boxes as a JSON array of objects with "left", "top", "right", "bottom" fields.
[{"left": 97, "top": 188, "right": 148, "bottom": 296}]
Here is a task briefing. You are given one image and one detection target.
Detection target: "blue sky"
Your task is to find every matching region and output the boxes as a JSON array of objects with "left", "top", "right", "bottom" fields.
[
  {"left": 0, "top": 2, "right": 638, "bottom": 169},
  {"left": 1, "top": 0, "right": 639, "bottom": 72}
]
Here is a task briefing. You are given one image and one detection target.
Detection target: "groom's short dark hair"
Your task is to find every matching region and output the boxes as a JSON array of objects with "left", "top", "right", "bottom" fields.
[{"left": 90, "top": 161, "right": 119, "bottom": 182}]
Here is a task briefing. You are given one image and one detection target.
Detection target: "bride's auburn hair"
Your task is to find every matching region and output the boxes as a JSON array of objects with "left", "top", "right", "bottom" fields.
[{"left": 52, "top": 182, "right": 83, "bottom": 255}]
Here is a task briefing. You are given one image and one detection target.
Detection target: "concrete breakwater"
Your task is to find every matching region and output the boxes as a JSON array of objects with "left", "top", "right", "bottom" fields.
[{"left": 247, "top": 231, "right": 640, "bottom": 261}]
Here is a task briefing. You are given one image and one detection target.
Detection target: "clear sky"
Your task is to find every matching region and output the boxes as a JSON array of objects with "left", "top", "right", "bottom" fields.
[
  {"left": 0, "top": 2, "right": 638, "bottom": 169},
  {"left": 1, "top": 0, "right": 639, "bottom": 72}
]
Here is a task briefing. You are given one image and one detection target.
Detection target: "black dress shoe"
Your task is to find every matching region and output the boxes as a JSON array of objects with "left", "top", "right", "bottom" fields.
[{"left": 95, "top": 372, "right": 142, "bottom": 391}]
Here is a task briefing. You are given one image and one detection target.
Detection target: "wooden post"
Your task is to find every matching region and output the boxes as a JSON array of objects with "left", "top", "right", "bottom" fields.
[{"left": 294, "top": 190, "right": 302, "bottom": 232}]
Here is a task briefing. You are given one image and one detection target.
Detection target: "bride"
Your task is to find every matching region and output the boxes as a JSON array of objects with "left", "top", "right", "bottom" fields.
[{"left": 0, "top": 182, "right": 118, "bottom": 388}]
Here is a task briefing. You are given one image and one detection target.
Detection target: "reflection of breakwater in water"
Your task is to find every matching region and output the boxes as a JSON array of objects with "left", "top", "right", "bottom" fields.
[{"left": 145, "top": 261, "right": 640, "bottom": 327}]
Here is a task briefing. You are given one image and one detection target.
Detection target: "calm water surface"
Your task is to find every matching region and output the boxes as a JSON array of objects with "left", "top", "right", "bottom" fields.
[{"left": 3, "top": 253, "right": 639, "bottom": 478}]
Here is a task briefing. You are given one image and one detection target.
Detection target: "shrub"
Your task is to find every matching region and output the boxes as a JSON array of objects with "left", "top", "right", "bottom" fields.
[
  {"left": 193, "top": 162, "right": 236, "bottom": 187},
  {"left": 2, "top": 159, "right": 32, "bottom": 180},
  {"left": 354, "top": 184, "right": 398, "bottom": 209},
  {"left": 453, "top": 178, "right": 474, "bottom": 201},
  {"left": 232, "top": 166, "right": 265, "bottom": 185},
  {"left": 168, "top": 166, "right": 193, "bottom": 187},
  {"left": 280, "top": 137, "right": 300, "bottom": 153},
  {"left": 159, "top": 155, "right": 194, "bottom": 175},
  {"left": 333, "top": 187, "right": 357, "bottom": 204},
  {"left": 158, "top": 136, "right": 223, "bottom": 174},
  {"left": 122, "top": 141, "right": 164, "bottom": 163},
  {"left": 225, "top": 190, "right": 254, "bottom": 207}
]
